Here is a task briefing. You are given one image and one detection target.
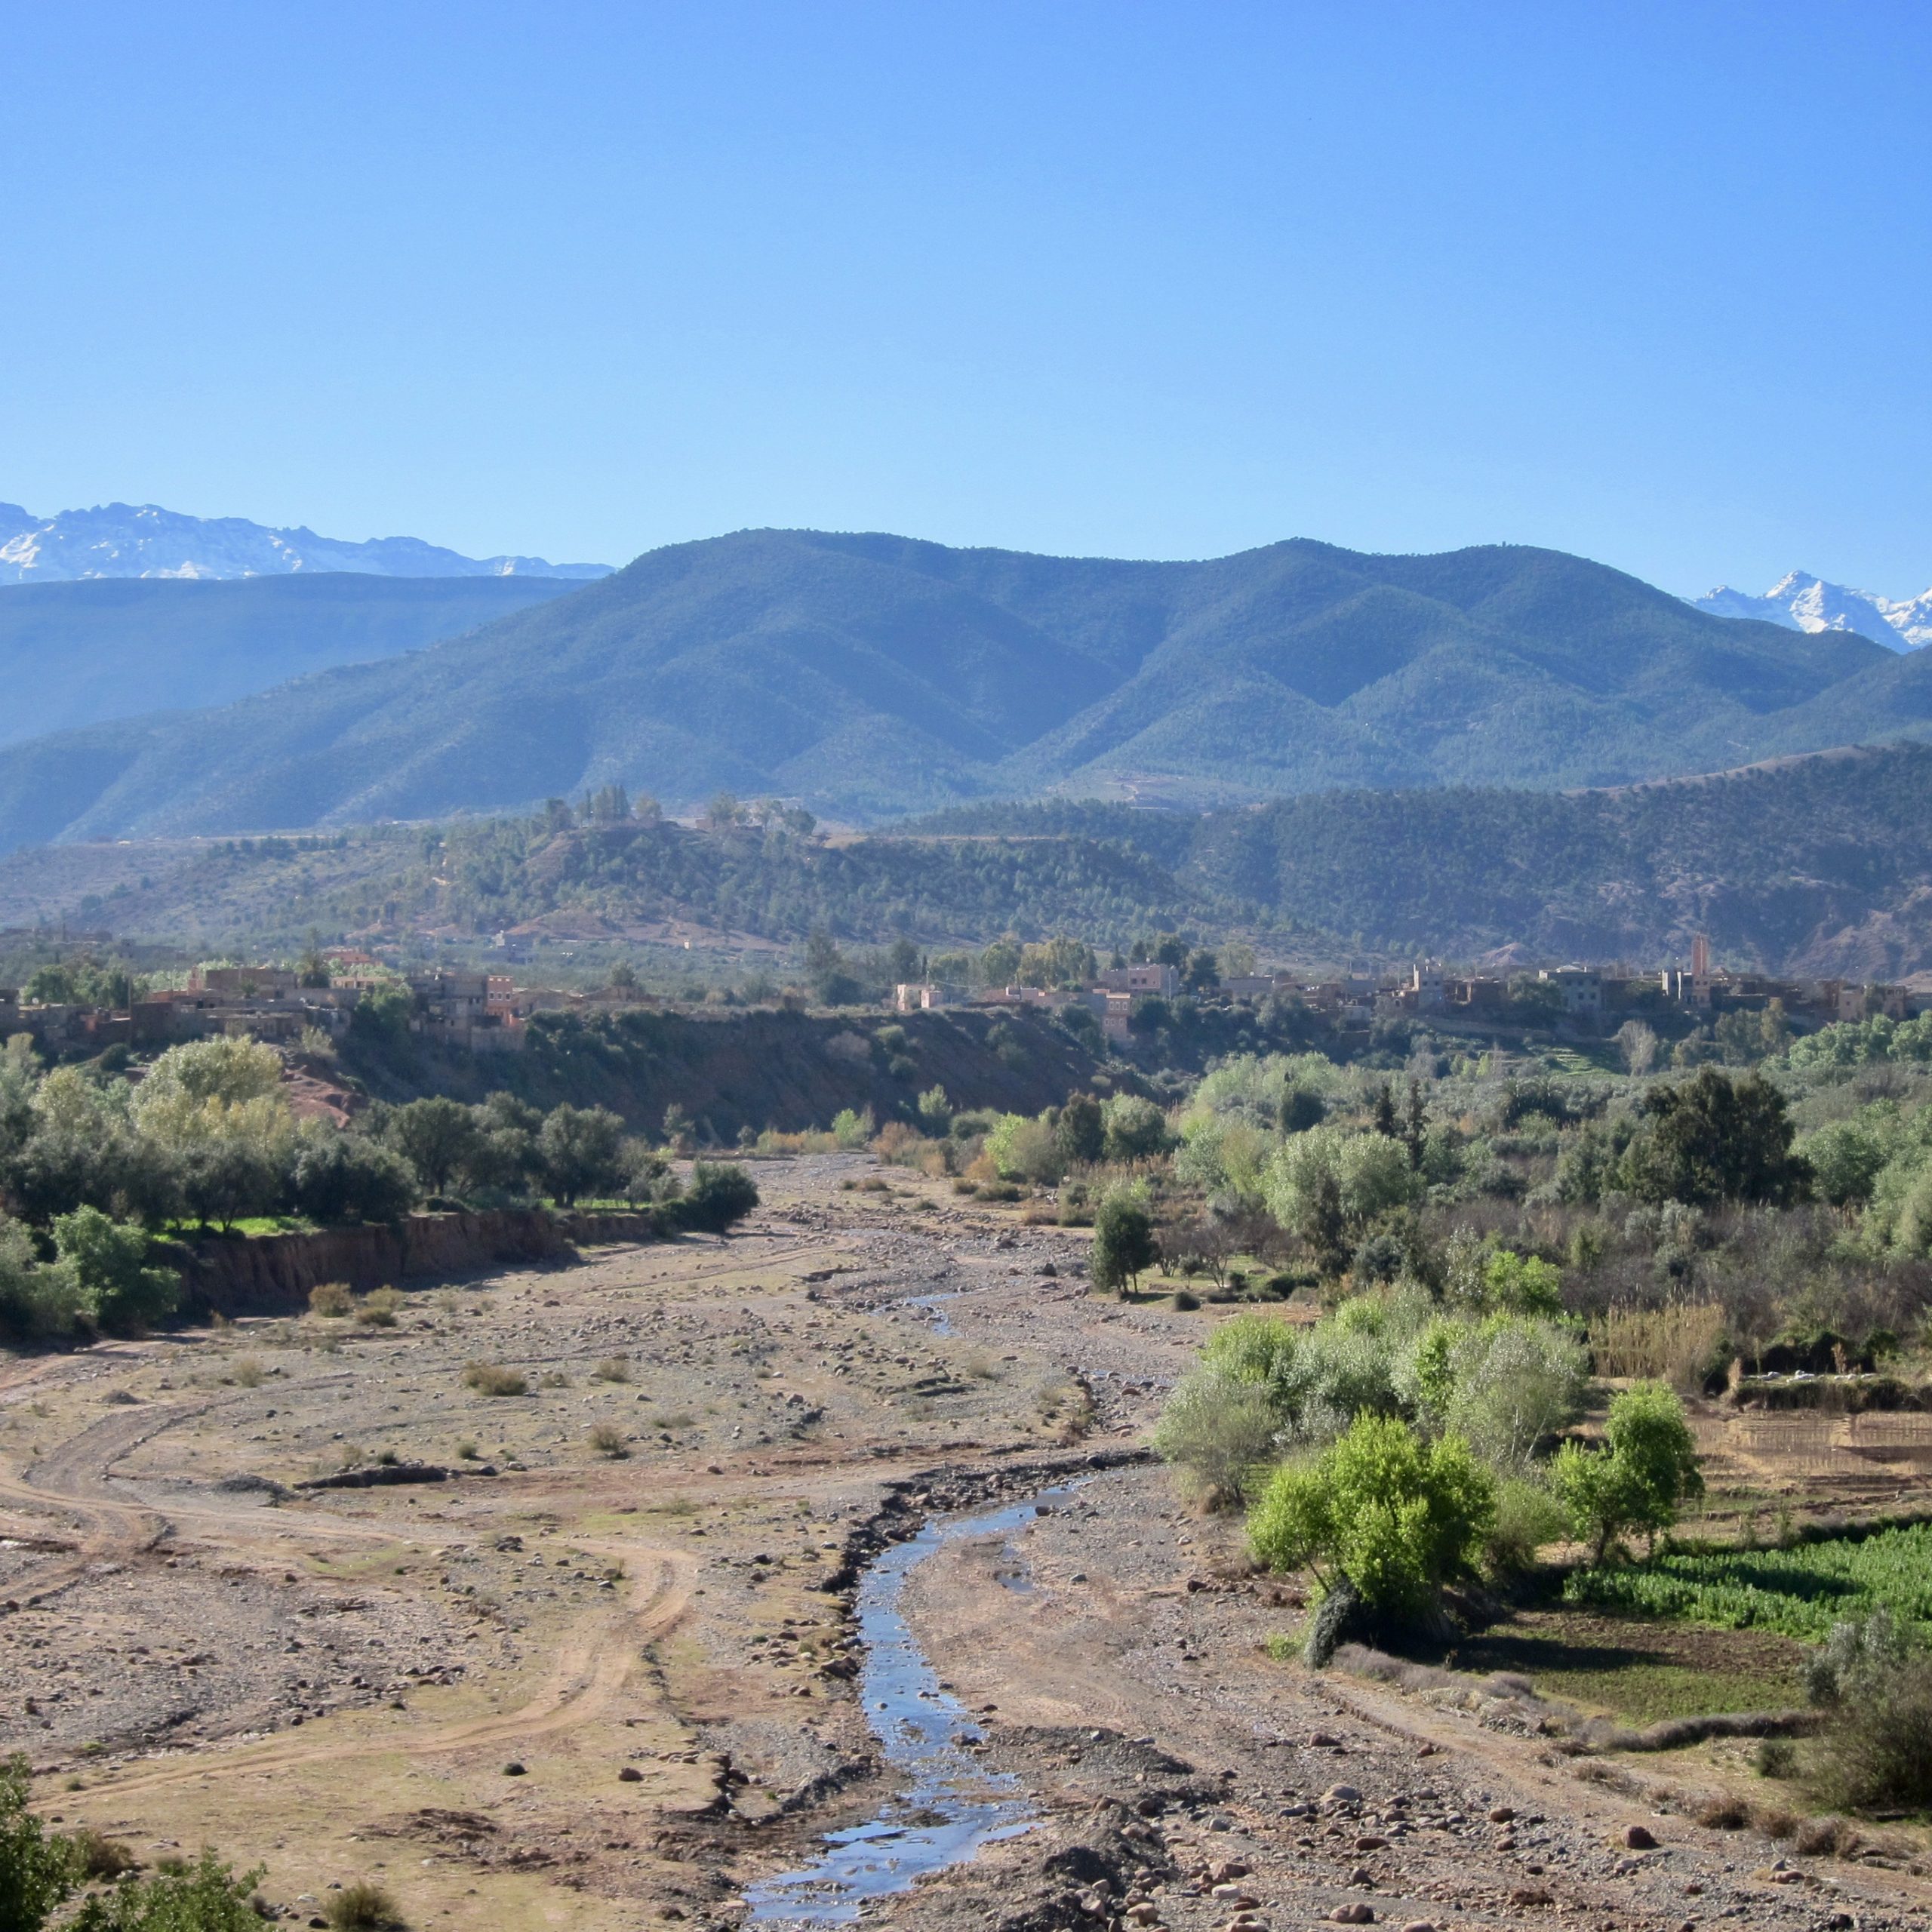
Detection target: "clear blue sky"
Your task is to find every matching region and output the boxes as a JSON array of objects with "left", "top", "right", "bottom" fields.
[{"left": 6, "top": 2, "right": 1929, "bottom": 595}]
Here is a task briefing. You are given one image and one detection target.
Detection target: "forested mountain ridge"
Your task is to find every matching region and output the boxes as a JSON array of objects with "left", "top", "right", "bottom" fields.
[
  {"left": 0, "top": 528, "right": 1920, "bottom": 847},
  {"left": 11, "top": 743, "right": 1932, "bottom": 978}
]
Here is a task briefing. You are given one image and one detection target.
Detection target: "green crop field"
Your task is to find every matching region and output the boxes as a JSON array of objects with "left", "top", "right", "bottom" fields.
[{"left": 1564, "top": 1521, "right": 1932, "bottom": 1640}]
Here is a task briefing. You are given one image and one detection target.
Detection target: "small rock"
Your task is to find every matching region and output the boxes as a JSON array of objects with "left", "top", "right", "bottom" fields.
[
  {"left": 1326, "top": 1906, "right": 1374, "bottom": 1925},
  {"left": 1623, "top": 1823, "right": 1658, "bottom": 1850},
  {"left": 617, "top": 1766, "right": 643, "bottom": 1783},
  {"left": 1322, "top": 1784, "right": 1362, "bottom": 1804},
  {"left": 1494, "top": 1837, "right": 1518, "bottom": 1853},
  {"left": 503, "top": 1761, "right": 527, "bottom": 1777},
  {"left": 1355, "top": 1835, "right": 1389, "bottom": 1853},
  {"left": 1069, "top": 1572, "right": 1088, "bottom": 1583},
  {"left": 1207, "top": 1814, "right": 1235, "bottom": 1831},
  {"left": 1490, "top": 1807, "right": 1517, "bottom": 1825},
  {"left": 1210, "top": 1887, "right": 1259, "bottom": 1906},
  {"left": 1310, "top": 1732, "right": 1342, "bottom": 1749},
  {"left": 1208, "top": 1861, "right": 1251, "bottom": 1883},
  {"left": 1414, "top": 1743, "right": 1438, "bottom": 1758},
  {"left": 1400, "top": 1922, "right": 1437, "bottom": 1932},
  {"left": 1348, "top": 1867, "right": 1375, "bottom": 1887}
]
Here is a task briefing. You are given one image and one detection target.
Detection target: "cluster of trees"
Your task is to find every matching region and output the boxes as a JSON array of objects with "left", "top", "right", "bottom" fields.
[{"left": 0, "top": 1035, "right": 759, "bottom": 1340}]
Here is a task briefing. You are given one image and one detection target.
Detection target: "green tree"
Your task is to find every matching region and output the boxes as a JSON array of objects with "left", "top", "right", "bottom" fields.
[
  {"left": 1617, "top": 1068, "right": 1810, "bottom": 1208},
  {"left": 288, "top": 1130, "right": 417, "bottom": 1225},
  {"left": 915, "top": 1085, "right": 952, "bottom": 1134},
  {"left": 537, "top": 1105, "right": 627, "bottom": 1206},
  {"left": 51, "top": 1208, "right": 179, "bottom": 1333},
  {"left": 1552, "top": 1380, "right": 1703, "bottom": 1562},
  {"left": 1091, "top": 1192, "right": 1157, "bottom": 1295},
  {"left": 1054, "top": 1092, "right": 1104, "bottom": 1166},
  {"left": 1101, "top": 1094, "right": 1169, "bottom": 1161},
  {"left": 1247, "top": 1413, "right": 1495, "bottom": 1620},
  {"left": 385, "top": 1097, "right": 481, "bottom": 1196}
]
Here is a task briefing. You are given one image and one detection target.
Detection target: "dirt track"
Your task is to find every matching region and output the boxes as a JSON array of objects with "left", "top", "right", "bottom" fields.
[{"left": 2, "top": 1155, "right": 1928, "bottom": 1931}]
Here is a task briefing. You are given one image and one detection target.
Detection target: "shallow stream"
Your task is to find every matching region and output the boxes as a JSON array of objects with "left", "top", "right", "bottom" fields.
[{"left": 745, "top": 1487, "right": 1071, "bottom": 1924}]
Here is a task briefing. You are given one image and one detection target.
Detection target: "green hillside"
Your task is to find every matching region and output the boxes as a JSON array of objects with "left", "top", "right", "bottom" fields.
[
  {"left": 8, "top": 743, "right": 1932, "bottom": 979},
  {"left": 0, "top": 529, "right": 1915, "bottom": 847}
]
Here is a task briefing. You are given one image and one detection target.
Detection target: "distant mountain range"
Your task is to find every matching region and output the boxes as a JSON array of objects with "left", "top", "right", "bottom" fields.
[
  {"left": 1695, "top": 570, "right": 1932, "bottom": 652},
  {"left": 0, "top": 574, "right": 585, "bottom": 747},
  {"left": 0, "top": 500, "right": 611, "bottom": 583},
  {"left": 4, "top": 528, "right": 1932, "bottom": 849}
]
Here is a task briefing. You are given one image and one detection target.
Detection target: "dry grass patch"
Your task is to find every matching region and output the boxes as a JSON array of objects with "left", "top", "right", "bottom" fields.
[
  {"left": 587, "top": 1422, "right": 629, "bottom": 1459},
  {"left": 309, "top": 1280, "right": 354, "bottom": 1317},
  {"left": 463, "top": 1361, "right": 528, "bottom": 1398},
  {"left": 1589, "top": 1303, "right": 1725, "bottom": 1389}
]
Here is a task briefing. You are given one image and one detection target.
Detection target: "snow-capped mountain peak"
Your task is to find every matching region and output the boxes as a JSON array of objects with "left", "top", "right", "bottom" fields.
[
  {"left": 0, "top": 500, "right": 611, "bottom": 584},
  {"left": 1694, "top": 569, "right": 1930, "bottom": 651}
]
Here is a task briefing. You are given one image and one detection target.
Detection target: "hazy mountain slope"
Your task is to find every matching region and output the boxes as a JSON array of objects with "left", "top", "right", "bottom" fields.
[
  {"left": 0, "top": 528, "right": 1915, "bottom": 848},
  {"left": 0, "top": 574, "right": 585, "bottom": 745},
  {"left": 0, "top": 500, "right": 611, "bottom": 582}
]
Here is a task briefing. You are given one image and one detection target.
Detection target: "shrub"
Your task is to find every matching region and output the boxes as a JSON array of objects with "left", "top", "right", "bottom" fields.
[
  {"left": 230, "top": 1356, "right": 266, "bottom": 1389},
  {"left": 326, "top": 1879, "right": 410, "bottom": 1930},
  {"left": 355, "top": 1287, "right": 403, "bottom": 1327},
  {"left": 1814, "top": 1657, "right": 1932, "bottom": 1814},
  {"left": 51, "top": 1208, "right": 179, "bottom": 1334},
  {"left": 984, "top": 1112, "right": 1064, "bottom": 1184},
  {"left": 1553, "top": 1381, "right": 1703, "bottom": 1563},
  {"left": 463, "top": 1362, "right": 528, "bottom": 1398},
  {"left": 592, "top": 1356, "right": 631, "bottom": 1383},
  {"left": 587, "top": 1423, "right": 629, "bottom": 1459},
  {"left": 0, "top": 1216, "right": 80, "bottom": 1340},
  {"left": 1149, "top": 1371, "right": 1281, "bottom": 1506},
  {"left": 70, "top": 1847, "right": 268, "bottom": 1930},
  {"left": 1102, "top": 1094, "right": 1171, "bottom": 1161},
  {"left": 66, "top": 1823, "right": 137, "bottom": 1879},
  {"left": 676, "top": 1163, "right": 760, "bottom": 1237},
  {"left": 0, "top": 1753, "right": 76, "bottom": 1930},
  {"left": 309, "top": 1281, "right": 355, "bottom": 1317},
  {"left": 1247, "top": 1413, "right": 1496, "bottom": 1620},
  {"left": 1483, "top": 1475, "right": 1569, "bottom": 1577},
  {"left": 831, "top": 1106, "right": 875, "bottom": 1149}
]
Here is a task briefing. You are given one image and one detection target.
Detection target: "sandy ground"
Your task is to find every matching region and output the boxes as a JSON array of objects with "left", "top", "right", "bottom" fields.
[{"left": 2, "top": 1153, "right": 1927, "bottom": 1932}]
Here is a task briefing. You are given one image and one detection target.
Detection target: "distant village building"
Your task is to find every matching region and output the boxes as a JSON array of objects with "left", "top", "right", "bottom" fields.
[
  {"left": 1095, "top": 963, "right": 1181, "bottom": 997},
  {"left": 1539, "top": 966, "right": 1603, "bottom": 1020}
]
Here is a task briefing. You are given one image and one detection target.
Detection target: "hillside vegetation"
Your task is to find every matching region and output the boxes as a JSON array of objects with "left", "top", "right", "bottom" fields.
[
  {"left": 0, "top": 528, "right": 1926, "bottom": 844},
  {"left": 6, "top": 743, "right": 1932, "bottom": 976}
]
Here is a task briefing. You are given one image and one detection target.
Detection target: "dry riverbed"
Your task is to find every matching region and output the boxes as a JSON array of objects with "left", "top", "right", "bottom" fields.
[{"left": 2, "top": 1152, "right": 1927, "bottom": 1932}]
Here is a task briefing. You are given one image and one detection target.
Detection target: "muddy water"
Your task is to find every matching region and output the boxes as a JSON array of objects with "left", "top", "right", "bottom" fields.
[{"left": 746, "top": 1487, "right": 1073, "bottom": 1924}]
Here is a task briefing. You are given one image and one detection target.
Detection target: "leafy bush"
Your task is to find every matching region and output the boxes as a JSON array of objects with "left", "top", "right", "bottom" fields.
[
  {"left": 0, "top": 1752, "right": 79, "bottom": 1932},
  {"left": 51, "top": 1208, "right": 179, "bottom": 1334},
  {"left": 1149, "top": 1371, "right": 1280, "bottom": 1506},
  {"left": 1247, "top": 1413, "right": 1495, "bottom": 1620},
  {"left": 1483, "top": 1475, "right": 1569, "bottom": 1577},
  {"left": 1814, "top": 1657, "right": 1932, "bottom": 1814},
  {"left": 0, "top": 1216, "right": 80, "bottom": 1340},
  {"left": 676, "top": 1162, "right": 759, "bottom": 1236},
  {"left": 984, "top": 1112, "right": 1063, "bottom": 1184},
  {"left": 1101, "top": 1094, "right": 1171, "bottom": 1161},
  {"left": 831, "top": 1106, "right": 875, "bottom": 1150},
  {"left": 1553, "top": 1381, "right": 1703, "bottom": 1562}
]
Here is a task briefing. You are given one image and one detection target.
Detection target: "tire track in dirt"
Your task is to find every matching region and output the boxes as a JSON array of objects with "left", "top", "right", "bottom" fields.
[{"left": 97, "top": 1539, "right": 697, "bottom": 1796}]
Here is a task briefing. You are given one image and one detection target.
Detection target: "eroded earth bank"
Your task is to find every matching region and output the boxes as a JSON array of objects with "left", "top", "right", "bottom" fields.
[{"left": 2, "top": 1155, "right": 1924, "bottom": 1931}]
